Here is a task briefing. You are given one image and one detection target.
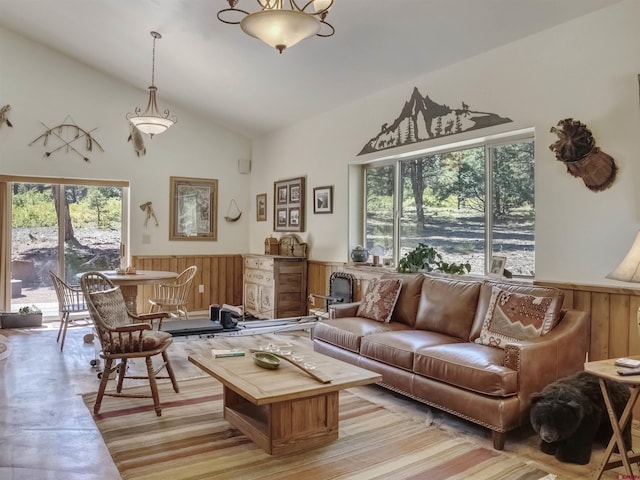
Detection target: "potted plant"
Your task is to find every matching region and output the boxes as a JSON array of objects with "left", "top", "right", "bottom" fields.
[
  {"left": 0, "top": 305, "right": 43, "bottom": 329},
  {"left": 396, "top": 243, "right": 471, "bottom": 275}
]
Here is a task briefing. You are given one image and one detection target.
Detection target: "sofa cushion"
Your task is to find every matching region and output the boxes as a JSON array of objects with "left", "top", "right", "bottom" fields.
[
  {"left": 413, "top": 343, "right": 518, "bottom": 397},
  {"left": 313, "top": 317, "right": 410, "bottom": 353},
  {"left": 469, "top": 280, "right": 565, "bottom": 341},
  {"left": 475, "top": 286, "right": 557, "bottom": 348},
  {"left": 380, "top": 273, "right": 425, "bottom": 327},
  {"left": 414, "top": 275, "right": 481, "bottom": 339},
  {"left": 356, "top": 278, "right": 403, "bottom": 323},
  {"left": 360, "top": 330, "right": 463, "bottom": 371}
]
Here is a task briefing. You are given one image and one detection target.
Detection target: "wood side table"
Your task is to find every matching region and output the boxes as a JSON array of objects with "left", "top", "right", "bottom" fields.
[{"left": 584, "top": 358, "right": 640, "bottom": 479}]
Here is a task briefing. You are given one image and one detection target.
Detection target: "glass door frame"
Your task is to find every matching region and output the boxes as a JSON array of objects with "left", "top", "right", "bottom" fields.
[{"left": 0, "top": 175, "right": 130, "bottom": 313}]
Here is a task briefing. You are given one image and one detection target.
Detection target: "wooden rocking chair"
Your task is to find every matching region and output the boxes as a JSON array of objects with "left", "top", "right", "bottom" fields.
[{"left": 80, "top": 271, "right": 179, "bottom": 416}]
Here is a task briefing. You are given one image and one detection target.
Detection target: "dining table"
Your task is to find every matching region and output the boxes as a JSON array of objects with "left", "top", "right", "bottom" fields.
[{"left": 94, "top": 270, "right": 178, "bottom": 314}]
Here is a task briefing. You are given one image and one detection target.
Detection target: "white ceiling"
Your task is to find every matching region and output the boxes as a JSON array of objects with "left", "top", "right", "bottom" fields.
[{"left": 0, "top": 0, "right": 621, "bottom": 138}]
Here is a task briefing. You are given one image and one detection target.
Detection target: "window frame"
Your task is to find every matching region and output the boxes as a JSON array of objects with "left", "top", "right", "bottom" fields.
[{"left": 359, "top": 129, "right": 535, "bottom": 277}]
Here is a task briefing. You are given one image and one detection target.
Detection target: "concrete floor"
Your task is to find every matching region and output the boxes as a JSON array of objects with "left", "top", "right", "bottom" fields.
[
  {"left": 0, "top": 322, "right": 636, "bottom": 480},
  {"left": 0, "top": 323, "right": 328, "bottom": 480},
  {"left": 0, "top": 324, "right": 120, "bottom": 480}
]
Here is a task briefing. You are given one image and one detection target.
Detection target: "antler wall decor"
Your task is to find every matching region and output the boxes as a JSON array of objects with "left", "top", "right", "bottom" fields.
[
  {"left": 549, "top": 118, "right": 617, "bottom": 192},
  {"left": 29, "top": 115, "right": 104, "bottom": 163}
]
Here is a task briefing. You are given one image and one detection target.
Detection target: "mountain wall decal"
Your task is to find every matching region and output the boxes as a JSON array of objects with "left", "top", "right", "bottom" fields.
[{"left": 358, "top": 87, "right": 512, "bottom": 156}]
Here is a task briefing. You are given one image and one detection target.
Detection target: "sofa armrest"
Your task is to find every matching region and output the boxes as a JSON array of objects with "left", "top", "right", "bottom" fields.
[
  {"left": 329, "top": 302, "right": 361, "bottom": 319},
  {"left": 503, "top": 309, "right": 589, "bottom": 405}
]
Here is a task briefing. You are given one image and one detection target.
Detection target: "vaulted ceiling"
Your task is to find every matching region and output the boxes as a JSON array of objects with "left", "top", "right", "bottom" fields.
[{"left": 0, "top": 0, "right": 621, "bottom": 138}]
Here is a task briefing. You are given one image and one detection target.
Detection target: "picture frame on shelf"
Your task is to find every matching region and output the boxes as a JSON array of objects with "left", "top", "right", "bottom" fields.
[
  {"left": 273, "top": 176, "right": 305, "bottom": 232},
  {"left": 489, "top": 255, "right": 507, "bottom": 277},
  {"left": 313, "top": 185, "right": 333, "bottom": 214},
  {"left": 256, "top": 193, "right": 267, "bottom": 222},
  {"left": 169, "top": 176, "right": 217, "bottom": 241}
]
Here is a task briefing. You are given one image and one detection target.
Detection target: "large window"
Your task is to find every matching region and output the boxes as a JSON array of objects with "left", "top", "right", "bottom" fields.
[{"left": 364, "top": 134, "right": 535, "bottom": 277}]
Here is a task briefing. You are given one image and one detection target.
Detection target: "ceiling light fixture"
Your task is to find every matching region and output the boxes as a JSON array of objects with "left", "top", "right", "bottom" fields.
[
  {"left": 127, "top": 31, "right": 176, "bottom": 138},
  {"left": 217, "top": 0, "right": 335, "bottom": 54}
]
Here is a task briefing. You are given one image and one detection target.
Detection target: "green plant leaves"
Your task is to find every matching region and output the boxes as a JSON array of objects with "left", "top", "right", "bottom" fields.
[{"left": 396, "top": 243, "right": 471, "bottom": 275}]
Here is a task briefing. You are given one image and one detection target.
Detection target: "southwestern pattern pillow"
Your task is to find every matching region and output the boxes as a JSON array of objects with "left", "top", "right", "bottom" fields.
[
  {"left": 475, "top": 286, "right": 556, "bottom": 348},
  {"left": 356, "top": 278, "right": 403, "bottom": 323}
]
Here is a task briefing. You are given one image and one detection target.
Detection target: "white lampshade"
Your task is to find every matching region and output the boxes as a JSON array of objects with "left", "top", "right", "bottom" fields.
[
  {"left": 607, "top": 231, "right": 640, "bottom": 283},
  {"left": 129, "top": 116, "right": 174, "bottom": 136},
  {"left": 127, "top": 32, "right": 176, "bottom": 137},
  {"left": 241, "top": 9, "right": 320, "bottom": 53}
]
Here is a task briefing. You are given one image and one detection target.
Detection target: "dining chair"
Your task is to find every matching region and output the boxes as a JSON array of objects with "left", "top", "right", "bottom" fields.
[
  {"left": 148, "top": 265, "right": 197, "bottom": 322},
  {"left": 49, "top": 271, "right": 90, "bottom": 351},
  {"left": 80, "top": 271, "right": 179, "bottom": 416}
]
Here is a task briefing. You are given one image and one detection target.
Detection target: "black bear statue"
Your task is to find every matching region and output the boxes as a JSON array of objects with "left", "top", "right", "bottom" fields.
[{"left": 529, "top": 371, "right": 631, "bottom": 465}]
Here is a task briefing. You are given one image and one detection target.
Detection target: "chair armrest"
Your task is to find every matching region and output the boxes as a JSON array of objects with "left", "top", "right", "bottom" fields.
[
  {"left": 114, "top": 323, "right": 152, "bottom": 333},
  {"left": 329, "top": 302, "right": 361, "bottom": 318},
  {"left": 503, "top": 309, "right": 589, "bottom": 404},
  {"left": 133, "top": 312, "right": 170, "bottom": 321}
]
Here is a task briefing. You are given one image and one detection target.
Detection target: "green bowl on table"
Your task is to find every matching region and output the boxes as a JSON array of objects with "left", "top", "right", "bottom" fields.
[{"left": 252, "top": 352, "right": 281, "bottom": 370}]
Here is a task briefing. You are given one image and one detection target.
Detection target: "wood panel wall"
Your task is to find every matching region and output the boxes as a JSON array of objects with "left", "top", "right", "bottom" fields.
[
  {"left": 536, "top": 281, "right": 640, "bottom": 362},
  {"left": 131, "top": 254, "right": 243, "bottom": 315}
]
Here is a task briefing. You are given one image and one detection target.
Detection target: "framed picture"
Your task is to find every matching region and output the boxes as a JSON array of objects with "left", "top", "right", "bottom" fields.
[
  {"left": 273, "top": 176, "right": 305, "bottom": 232},
  {"left": 289, "top": 207, "right": 300, "bottom": 227},
  {"left": 276, "top": 208, "right": 288, "bottom": 227},
  {"left": 277, "top": 185, "right": 288, "bottom": 204},
  {"left": 489, "top": 255, "right": 507, "bottom": 277},
  {"left": 169, "top": 176, "right": 218, "bottom": 241},
  {"left": 256, "top": 193, "right": 267, "bottom": 222},
  {"left": 313, "top": 185, "right": 333, "bottom": 214}
]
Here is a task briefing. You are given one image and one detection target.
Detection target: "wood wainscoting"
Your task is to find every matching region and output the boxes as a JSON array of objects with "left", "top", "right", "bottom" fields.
[
  {"left": 536, "top": 281, "right": 640, "bottom": 362},
  {"left": 131, "top": 255, "right": 243, "bottom": 315}
]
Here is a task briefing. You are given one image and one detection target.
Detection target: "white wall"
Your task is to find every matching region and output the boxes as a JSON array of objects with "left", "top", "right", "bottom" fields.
[
  {"left": 250, "top": 0, "right": 640, "bottom": 286},
  {"left": 0, "top": 27, "right": 252, "bottom": 257}
]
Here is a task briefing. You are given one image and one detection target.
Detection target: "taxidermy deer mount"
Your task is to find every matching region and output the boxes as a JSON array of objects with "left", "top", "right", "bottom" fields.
[{"left": 549, "top": 118, "right": 617, "bottom": 192}]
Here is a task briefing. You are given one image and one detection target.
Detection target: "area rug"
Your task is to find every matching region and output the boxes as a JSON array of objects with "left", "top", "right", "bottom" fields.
[{"left": 83, "top": 377, "right": 552, "bottom": 480}]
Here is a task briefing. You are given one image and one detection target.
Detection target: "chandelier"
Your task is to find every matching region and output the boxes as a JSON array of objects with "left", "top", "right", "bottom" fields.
[
  {"left": 217, "top": 0, "right": 335, "bottom": 54},
  {"left": 127, "top": 31, "right": 176, "bottom": 137}
]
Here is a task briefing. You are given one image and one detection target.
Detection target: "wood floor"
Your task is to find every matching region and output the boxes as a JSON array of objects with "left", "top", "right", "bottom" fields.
[{"left": 0, "top": 322, "right": 637, "bottom": 480}]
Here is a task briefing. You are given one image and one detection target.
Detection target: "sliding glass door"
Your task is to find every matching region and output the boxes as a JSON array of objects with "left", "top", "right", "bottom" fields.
[{"left": 9, "top": 181, "right": 125, "bottom": 316}]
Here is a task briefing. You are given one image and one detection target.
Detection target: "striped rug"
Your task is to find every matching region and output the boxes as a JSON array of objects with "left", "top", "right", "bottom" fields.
[{"left": 83, "top": 377, "right": 551, "bottom": 480}]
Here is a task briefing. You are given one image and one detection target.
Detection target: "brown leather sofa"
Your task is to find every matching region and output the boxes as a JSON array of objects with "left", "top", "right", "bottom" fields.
[{"left": 312, "top": 273, "right": 589, "bottom": 450}]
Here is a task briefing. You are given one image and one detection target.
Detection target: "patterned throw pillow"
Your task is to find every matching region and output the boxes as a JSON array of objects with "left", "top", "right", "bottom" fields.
[
  {"left": 356, "top": 278, "right": 403, "bottom": 323},
  {"left": 475, "top": 286, "right": 556, "bottom": 348}
]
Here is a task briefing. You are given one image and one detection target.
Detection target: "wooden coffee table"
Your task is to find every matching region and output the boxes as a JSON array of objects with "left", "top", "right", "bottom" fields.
[{"left": 188, "top": 347, "right": 381, "bottom": 455}]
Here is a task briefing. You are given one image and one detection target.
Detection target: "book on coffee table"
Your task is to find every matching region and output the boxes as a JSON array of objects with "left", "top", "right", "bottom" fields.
[{"left": 211, "top": 349, "right": 245, "bottom": 358}]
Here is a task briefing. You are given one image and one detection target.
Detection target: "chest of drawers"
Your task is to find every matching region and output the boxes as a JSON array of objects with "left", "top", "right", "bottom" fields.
[{"left": 242, "top": 254, "right": 308, "bottom": 319}]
